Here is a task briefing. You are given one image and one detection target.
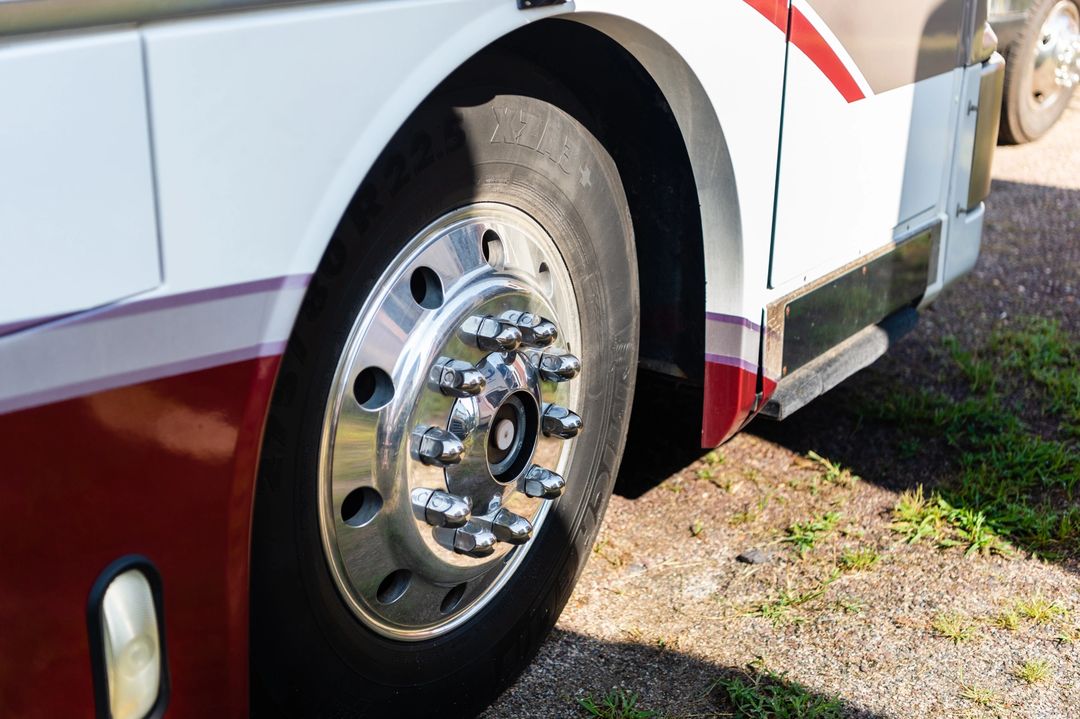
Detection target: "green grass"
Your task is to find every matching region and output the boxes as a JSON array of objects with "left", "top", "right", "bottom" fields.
[
  {"left": 876, "top": 321, "right": 1080, "bottom": 559},
  {"left": 959, "top": 683, "right": 1003, "bottom": 708},
  {"left": 838, "top": 547, "right": 880, "bottom": 572},
  {"left": 747, "top": 571, "right": 840, "bottom": 625},
  {"left": 711, "top": 670, "right": 843, "bottom": 719},
  {"left": 577, "top": 689, "right": 656, "bottom": 719},
  {"left": 1013, "top": 594, "right": 1068, "bottom": 624},
  {"left": 993, "top": 318, "right": 1080, "bottom": 437},
  {"left": 805, "top": 450, "right": 859, "bottom": 487},
  {"left": 1014, "top": 659, "right": 1051, "bottom": 684},
  {"left": 992, "top": 610, "right": 1021, "bottom": 631},
  {"left": 932, "top": 612, "right": 979, "bottom": 643},
  {"left": 783, "top": 512, "right": 841, "bottom": 558},
  {"left": 891, "top": 486, "right": 1009, "bottom": 556}
]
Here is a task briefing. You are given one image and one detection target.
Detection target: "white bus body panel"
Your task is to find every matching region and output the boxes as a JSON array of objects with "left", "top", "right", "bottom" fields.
[{"left": 0, "top": 31, "right": 160, "bottom": 329}]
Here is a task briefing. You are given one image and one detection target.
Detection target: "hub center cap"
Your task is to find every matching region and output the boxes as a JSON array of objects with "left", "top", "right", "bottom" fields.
[{"left": 493, "top": 419, "right": 515, "bottom": 451}]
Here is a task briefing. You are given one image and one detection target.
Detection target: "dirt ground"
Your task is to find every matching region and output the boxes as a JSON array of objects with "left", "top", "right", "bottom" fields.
[{"left": 484, "top": 98, "right": 1080, "bottom": 719}]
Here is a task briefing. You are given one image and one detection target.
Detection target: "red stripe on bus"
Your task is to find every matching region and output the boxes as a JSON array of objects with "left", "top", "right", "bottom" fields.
[
  {"left": 788, "top": 6, "right": 866, "bottom": 102},
  {"left": 743, "top": 0, "right": 788, "bottom": 32}
]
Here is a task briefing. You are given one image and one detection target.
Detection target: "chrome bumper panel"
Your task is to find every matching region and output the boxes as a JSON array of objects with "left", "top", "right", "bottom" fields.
[{"left": 967, "top": 54, "right": 1005, "bottom": 209}]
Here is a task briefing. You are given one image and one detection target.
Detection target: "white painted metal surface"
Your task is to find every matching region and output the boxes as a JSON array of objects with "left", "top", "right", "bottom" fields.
[
  {"left": 771, "top": 32, "right": 962, "bottom": 289},
  {"left": 573, "top": 1, "right": 787, "bottom": 323},
  {"left": 0, "top": 31, "right": 160, "bottom": 328}
]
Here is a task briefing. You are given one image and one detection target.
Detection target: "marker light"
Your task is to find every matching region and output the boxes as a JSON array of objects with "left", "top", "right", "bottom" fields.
[{"left": 89, "top": 558, "right": 168, "bottom": 719}]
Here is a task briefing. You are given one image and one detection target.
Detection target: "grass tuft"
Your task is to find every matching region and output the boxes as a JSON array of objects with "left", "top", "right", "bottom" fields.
[
  {"left": 838, "top": 547, "right": 880, "bottom": 572},
  {"left": 577, "top": 689, "right": 656, "bottom": 719},
  {"left": 1014, "top": 659, "right": 1051, "bottom": 684},
  {"left": 932, "top": 612, "right": 979, "bottom": 643},
  {"left": 747, "top": 571, "right": 840, "bottom": 626},
  {"left": 711, "top": 669, "right": 843, "bottom": 719},
  {"left": 891, "top": 485, "right": 1009, "bottom": 556},
  {"left": 959, "top": 683, "right": 1002, "bottom": 708},
  {"left": 783, "top": 512, "right": 841, "bottom": 558},
  {"left": 1013, "top": 594, "right": 1068, "bottom": 624},
  {"left": 992, "top": 610, "right": 1020, "bottom": 631}
]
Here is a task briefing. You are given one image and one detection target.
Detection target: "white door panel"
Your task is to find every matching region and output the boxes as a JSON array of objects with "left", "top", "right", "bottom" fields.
[
  {"left": 771, "top": 69, "right": 958, "bottom": 286},
  {"left": 0, "top": 31, "right": 160, "bottom": 328}
]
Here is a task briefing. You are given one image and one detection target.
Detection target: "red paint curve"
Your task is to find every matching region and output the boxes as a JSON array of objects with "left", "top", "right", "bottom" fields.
[{"left": 789, "top": 6, "right": 866, "bottom": 102}]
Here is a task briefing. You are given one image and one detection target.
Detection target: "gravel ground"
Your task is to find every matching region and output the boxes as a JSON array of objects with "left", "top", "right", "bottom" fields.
[{"left": 484, "top": 97, "right": 1080, "bottom": 719}]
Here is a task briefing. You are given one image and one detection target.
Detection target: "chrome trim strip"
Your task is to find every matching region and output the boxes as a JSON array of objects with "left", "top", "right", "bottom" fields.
[
  {"left": 0, "top": 0, "right": 331, "bottom": 38},
  {"left": 764, "top": 221, "right": 940, "bottom": 380},
  {"left": 968, "top": 53, "right": 1005, "bottom": 209}
]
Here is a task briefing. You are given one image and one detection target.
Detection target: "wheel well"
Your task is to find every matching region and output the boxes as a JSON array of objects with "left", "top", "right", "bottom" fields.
[{"left": 448, "top": 19, "right": 707, "bottom": 384}]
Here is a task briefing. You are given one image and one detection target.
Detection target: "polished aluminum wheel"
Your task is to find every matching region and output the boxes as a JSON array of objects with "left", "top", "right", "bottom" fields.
[
  {"left": 1029, "top": 0, "right": 1080, "bottom": 106},
  {"left": 318, "top": 203, "right": 582, "bottom": 640}
]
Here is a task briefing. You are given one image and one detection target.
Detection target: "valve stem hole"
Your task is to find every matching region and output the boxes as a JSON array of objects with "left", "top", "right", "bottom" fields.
[{"left": 537, "top": 262, "right": 553, "bottom": 297}]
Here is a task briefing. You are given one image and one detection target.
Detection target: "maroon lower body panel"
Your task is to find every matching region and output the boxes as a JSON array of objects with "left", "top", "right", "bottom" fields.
[
  {"left": 0, "top": 356, "right": 279, "bottom": 718},
  {"left": 701, "top": 361, "right": 776, "bottom": 447}
]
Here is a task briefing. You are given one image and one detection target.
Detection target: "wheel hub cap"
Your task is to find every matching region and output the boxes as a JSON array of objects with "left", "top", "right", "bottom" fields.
[
  {"left": 1031, "top": 0, "right": 1080, "bottom": 105},
  {"left": 318, "top": 204, "right": 583, "bottom": 640}
]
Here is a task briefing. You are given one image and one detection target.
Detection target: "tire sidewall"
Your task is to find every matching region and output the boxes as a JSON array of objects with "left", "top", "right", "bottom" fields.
[
  {"left": 252, "top": 93, "right": 637, "bottom": 717},
  {"left": 1003, "top": 0, "right": 1078, "bottom": 143}
]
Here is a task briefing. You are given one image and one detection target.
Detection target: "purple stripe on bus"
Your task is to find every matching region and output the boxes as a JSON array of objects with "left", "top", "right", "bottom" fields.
[
  {"left": 68, "top": 274, "right": 312, "bottom": 325},
  {"left": 705, "top": 352, "right": 759, "bottom": 374},
  {"left": 705, "top": 312, "right": 762, "bottom": 333},
  {"left": 1, "top": 275, "right": 312, "bottom": 340},
  {"left": 0, "top": 312, "right": 72, "bottom": 338},
  {"left": 0, "top": 340, "right": 287, "bottom": 416}
]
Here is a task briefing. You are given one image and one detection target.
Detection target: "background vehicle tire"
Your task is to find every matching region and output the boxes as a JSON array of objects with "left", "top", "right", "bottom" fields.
[
  {"left": 999, "top": 0, "right": 1080, "bottom": 144},
  {"left": 251, "top": 84, "right": 638, "bottom": 718}
]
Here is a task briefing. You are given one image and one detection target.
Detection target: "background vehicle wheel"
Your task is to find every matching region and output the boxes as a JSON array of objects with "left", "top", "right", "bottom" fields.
[
  {"left": 251, "top": 86, "right": 638, "bottom": 718},
  {"left": 1000, "top": 0, "right": 1080, "bottom": 144}
]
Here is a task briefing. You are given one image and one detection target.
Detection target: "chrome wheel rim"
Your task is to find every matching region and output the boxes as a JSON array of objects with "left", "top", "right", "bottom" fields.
[
  {"left": 318, "top": 203, "right": 583, "bottom": 640},
  {"left": 1029, "top": 0, "right": 1080, "bottom": 107}
]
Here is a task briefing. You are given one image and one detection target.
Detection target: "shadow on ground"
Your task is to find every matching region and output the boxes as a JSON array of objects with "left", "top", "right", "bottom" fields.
[
  {"left": 620, "top": 178, "right": 1079, "bottom": 568},
  {"left": 489, "top": 629, "right": 888, "bottom": 719}
]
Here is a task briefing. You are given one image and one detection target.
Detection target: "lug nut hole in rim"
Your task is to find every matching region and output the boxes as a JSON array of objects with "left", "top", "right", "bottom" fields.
[
  {"left": 341, "top": 487, "right": 383, "bottom": 527},
  {"left": 409, "top": 266, "right": 443, "bottom": 309},
  {"left": 353, "top": 367, "right": 394, "bottom": 410},
  {"left": 440, "top": 583, "right": 468, "bottom": 615},
  {"left": 376, "top": 570, "right": 412, "bottom": 605},
  {"left": 481, "top": 229, "right": 504, "bottom": 268},
  {"left": 487, "top": 391, "right": 539, "bottom": 483}
]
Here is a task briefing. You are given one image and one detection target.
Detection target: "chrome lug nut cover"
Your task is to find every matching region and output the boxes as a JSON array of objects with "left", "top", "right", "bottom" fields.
[
  {"left": 541, "top": 404, "right": 583, "bottom": 439},
  {"left": 500, "top": 310, "right": 558, "bottom": 348},
  {"left": 453, "top": 522, "right": 498, "bottom": 557},
  {"left": 460, "top": 315, "right": 523, "bottom": 352},
  {"left": 489, "top": 508, "right": 533, "bottom": 544},
  {"left": 412, "top": 488, "right": 471, "bottom": 528},
  {"left": 430, "top": 357, "right": 485, "bottom": 397},
  {"left": 413, "top": 426, "right": 466, "bottom": 466},
  {"left": 534, "top": 351, "right": 581, "bottom": 382},
  {"left": 522, "top": 465, "right": 565, "bottom": 499}
]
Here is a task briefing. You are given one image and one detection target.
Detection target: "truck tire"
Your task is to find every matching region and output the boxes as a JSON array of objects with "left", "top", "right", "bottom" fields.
[
  {"left": 1000, "top": 0, "right": 1080, "bottom": 144},
  {"left": 250, "top": 87, "right": 638, "bottom": 718}
]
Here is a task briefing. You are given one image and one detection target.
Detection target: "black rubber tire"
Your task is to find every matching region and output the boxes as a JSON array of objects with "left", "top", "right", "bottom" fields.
[
  {"left": 999, "top": 0, "right": 1079, "bottom": 144},
  {"left": 251, "top": 86, "right": 638, "bottom": 718}
]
